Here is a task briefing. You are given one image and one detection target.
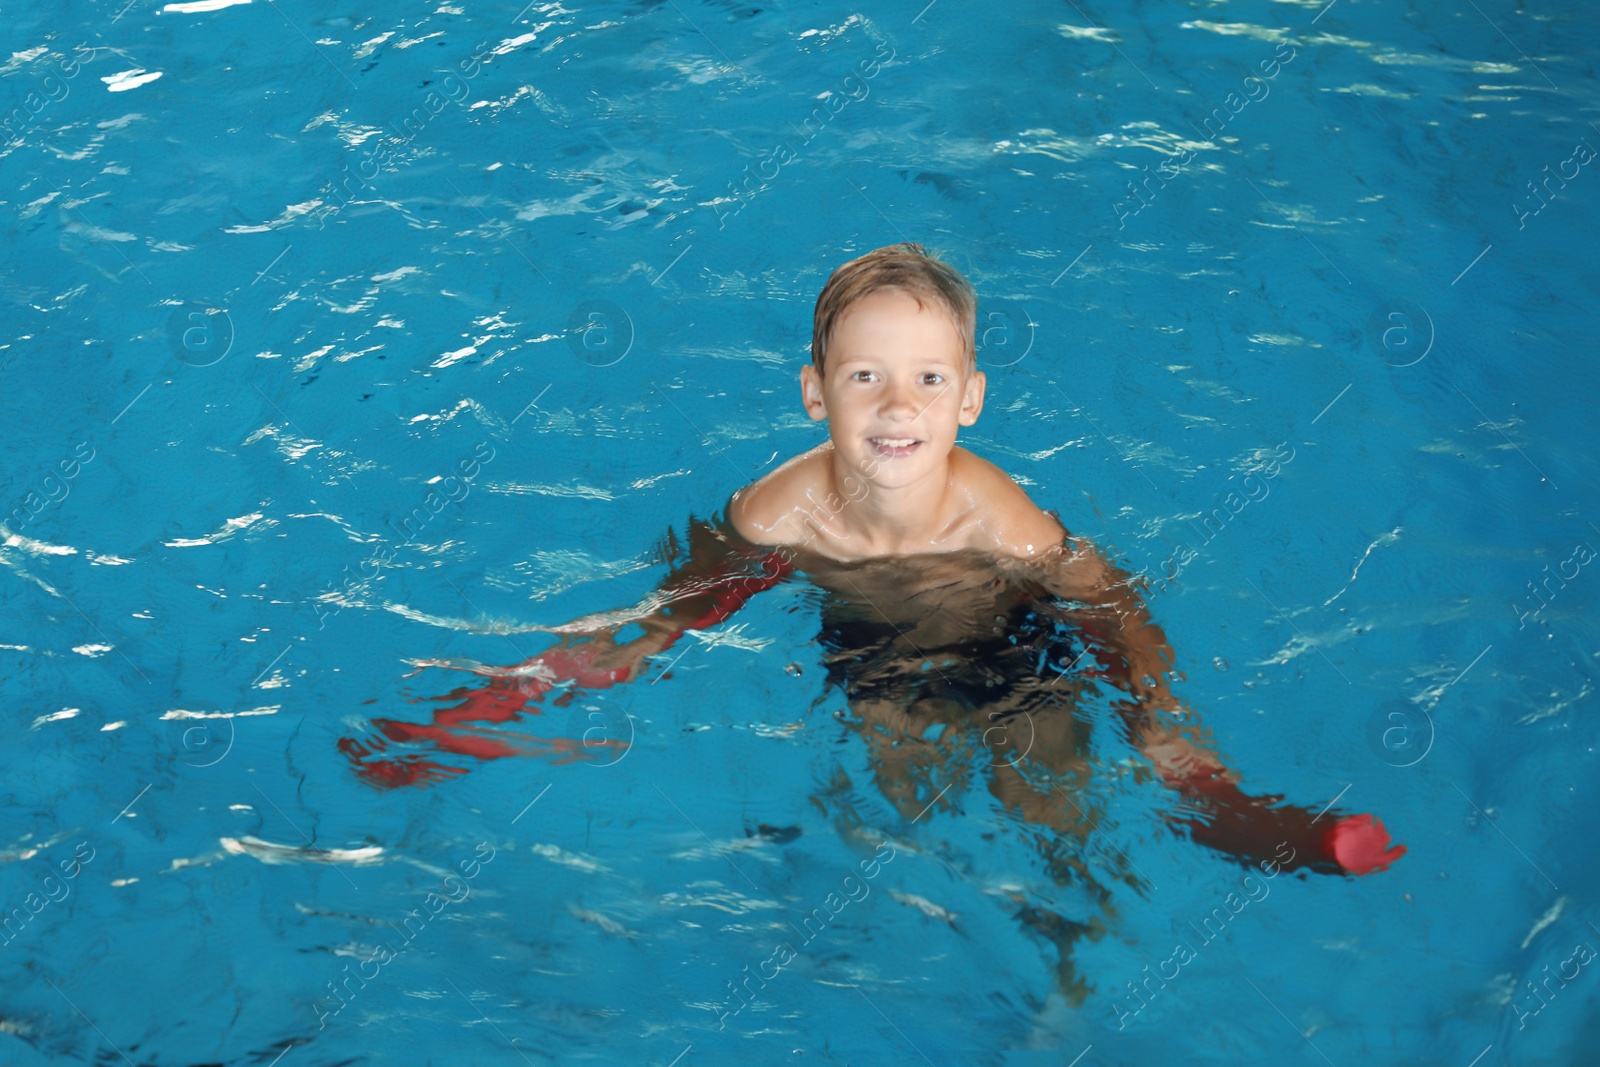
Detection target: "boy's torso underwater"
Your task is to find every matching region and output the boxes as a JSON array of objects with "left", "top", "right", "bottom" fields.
[{"left": 787, "top": 544, "right": 1099, "bottom": 765}]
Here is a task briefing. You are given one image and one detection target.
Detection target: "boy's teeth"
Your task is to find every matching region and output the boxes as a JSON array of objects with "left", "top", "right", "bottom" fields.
[{"left": 874, "top": 437, "right": 916, "bottom": 446}]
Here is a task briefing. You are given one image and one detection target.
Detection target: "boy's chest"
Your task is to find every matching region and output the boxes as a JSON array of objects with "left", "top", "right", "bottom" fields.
[{"left": 803, "top": 555, "right": 1033, "bottom": 647}]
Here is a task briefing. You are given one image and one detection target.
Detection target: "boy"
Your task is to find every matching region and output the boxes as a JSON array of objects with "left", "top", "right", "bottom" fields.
[
  {"left": 728, "top": 243, "right": 1401, "bottom": 870},
  {"left": 340, "top": 244, "right": 1403, "bottom": 995}
]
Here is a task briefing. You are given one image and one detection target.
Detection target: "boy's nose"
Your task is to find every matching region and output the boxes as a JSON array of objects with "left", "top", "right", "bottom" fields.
[{"left": 879, "top": 379, "right": 919, "bottom": 419}]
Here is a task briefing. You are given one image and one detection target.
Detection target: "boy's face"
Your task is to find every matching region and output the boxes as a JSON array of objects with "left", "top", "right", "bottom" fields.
[{"left": 799, "top": 287, "right": 985, "bottom": 490}]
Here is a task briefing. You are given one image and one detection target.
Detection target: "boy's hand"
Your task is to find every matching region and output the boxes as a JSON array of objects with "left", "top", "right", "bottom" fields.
[
  {"left": 527, "top": 621, "right": 688, "bottom": 691},
  {"left": 1153, "top": 754, "right": 1406, "bottom": 876},
  {"left": 533, "top": 634, "right": 636, "bottom": 689}
]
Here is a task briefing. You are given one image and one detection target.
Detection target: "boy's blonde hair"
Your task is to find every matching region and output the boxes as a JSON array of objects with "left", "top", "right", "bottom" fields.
[{"left": 810, "top": 242, "right": 977, "bottom": 378}]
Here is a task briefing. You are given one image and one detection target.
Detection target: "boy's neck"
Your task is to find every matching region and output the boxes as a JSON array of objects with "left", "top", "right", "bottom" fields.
[{"left": 820, "top": 443, "right": 963, "bottom": 556}]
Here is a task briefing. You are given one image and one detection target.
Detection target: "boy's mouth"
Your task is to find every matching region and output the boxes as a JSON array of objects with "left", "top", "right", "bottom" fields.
[{"left": 868, "top": 436, "right": 921, "bottom": 458}]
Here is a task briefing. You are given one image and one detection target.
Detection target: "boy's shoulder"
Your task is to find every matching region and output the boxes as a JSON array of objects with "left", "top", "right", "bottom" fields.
[
  {"left": 953, "top": 448, "right": 1068, "bottom": 557},
  {"left": 726, "top": 443, "right": 830, "bottom": 545}
]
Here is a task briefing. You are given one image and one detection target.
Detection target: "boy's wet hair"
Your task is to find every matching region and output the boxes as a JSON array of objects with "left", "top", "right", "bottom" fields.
[{"left": 811, "top": 242, "right": 977, "bottom": 378}]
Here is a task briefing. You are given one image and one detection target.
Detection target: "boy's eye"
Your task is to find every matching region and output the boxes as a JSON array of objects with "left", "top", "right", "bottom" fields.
[{"left": 844, "top": 370, "right": 944, "bottom": 384}]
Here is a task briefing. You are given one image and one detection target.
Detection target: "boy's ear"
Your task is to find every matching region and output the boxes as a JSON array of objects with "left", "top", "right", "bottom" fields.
[
  {"left": 957, "top": 368, "right": 986, "bottom": 427},
  {"left": 800, "top": 364, "right": 828, "bottom": 422}
]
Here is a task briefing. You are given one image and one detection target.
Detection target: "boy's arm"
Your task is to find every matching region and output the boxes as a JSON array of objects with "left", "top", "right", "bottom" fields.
[
  {"left": 495, "top": 512, "right": 795, "bottom": 693},
  {"left": 1024, "top": 537, "right": 1405, "bottom": 876},
  {"left": 338, "top": 513, "right": 796, "bottom": 788}
]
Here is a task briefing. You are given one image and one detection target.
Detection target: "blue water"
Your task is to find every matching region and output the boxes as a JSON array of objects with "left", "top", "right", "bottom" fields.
[{"left": 4, "top": 0, "right": 1599, "bottom": 1063}]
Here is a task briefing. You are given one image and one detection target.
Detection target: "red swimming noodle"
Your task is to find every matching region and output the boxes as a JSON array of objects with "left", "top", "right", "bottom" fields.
[{"left": 338, "top": 550, "right": 795, "bottom": 789}]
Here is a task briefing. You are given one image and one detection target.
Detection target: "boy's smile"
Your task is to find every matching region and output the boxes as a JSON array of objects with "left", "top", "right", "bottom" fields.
[{"left": 800, "top": 287, "right": 985, "bottom": 496}]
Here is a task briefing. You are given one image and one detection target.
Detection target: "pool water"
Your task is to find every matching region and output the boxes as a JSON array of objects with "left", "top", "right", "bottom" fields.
[{"left": 3, "top": 0, "right": 1599, "bottom": 1064}]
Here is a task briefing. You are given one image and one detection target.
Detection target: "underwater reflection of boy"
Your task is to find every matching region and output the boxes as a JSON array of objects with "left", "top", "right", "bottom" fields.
[{"left": 339, "top": 242, "right": 1405, "bottom": 994}]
